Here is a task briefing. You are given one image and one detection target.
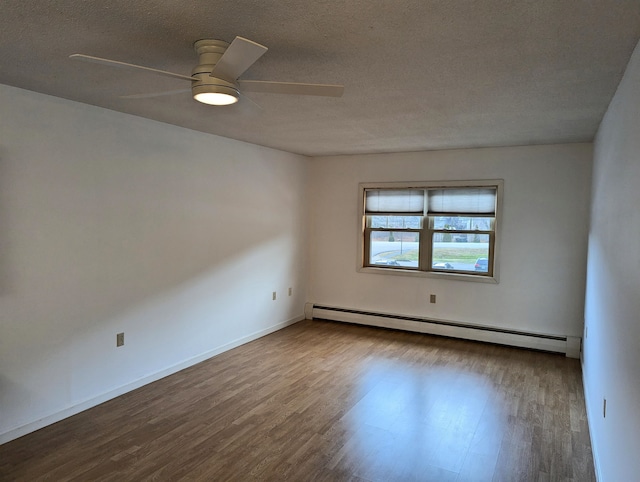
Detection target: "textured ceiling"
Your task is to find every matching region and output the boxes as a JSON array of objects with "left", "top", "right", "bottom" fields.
[{"left": 1, "top": 1, "right": 639, "bottom": 156}]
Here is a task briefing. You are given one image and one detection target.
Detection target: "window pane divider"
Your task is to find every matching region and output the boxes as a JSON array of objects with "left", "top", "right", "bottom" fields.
[
  {"left": 431, "top": 230, "right": 493, "bottom": 235},
  {"left": 368, "top": 228, "right": 422, "bottom": 232},
  {"left": 427, "top": 212, "right": 495, "bottom": 217},
  {"left": 365, "top": 211, "right": 426, "bottom": 216}
]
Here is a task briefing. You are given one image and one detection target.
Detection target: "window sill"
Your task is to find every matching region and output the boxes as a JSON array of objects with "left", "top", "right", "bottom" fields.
[{"left": 357, "top": 265, "right": 499, "bottom": 283}]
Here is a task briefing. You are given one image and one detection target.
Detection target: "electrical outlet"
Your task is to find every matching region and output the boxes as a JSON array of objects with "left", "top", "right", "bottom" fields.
[
  {"left": 116, "top": 332, "right": 124, "bottom": 347},
  {"left": 272, "top": 291, "right": 277, "bottom": 301},
  {"left": 603, "top": 398, "right": 607, "bottom": 418},
  {"left": 288, "top": 287, "right": 292, "bottom": 296},
  {"left": 430, "top": 294, "right": 436, "bottom": 304}
]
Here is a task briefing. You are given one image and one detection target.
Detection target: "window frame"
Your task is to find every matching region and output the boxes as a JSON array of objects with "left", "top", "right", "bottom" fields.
[
  {"left": 364, "top": 220, "right": 423, "bottom": 271},
  {"left": 357, "top": 180, "right": 503, "bottom": 283}
]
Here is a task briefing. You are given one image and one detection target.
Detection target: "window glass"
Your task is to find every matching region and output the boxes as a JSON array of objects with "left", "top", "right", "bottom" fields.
[
  {"left": 432, "top": 233, "right": 490, "bottom": 272},
  {"left": 369, "top": 231, "right": 420, "bottom": 268},
  {"left": 432, "top": 216, "right": 494, "bottom": 230},
  {"left": 369, "top": 215, "right": 422, "bottom": 229}
]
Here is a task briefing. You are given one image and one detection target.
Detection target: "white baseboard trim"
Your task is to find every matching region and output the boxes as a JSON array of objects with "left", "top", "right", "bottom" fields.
[
  {"left": 308, "top": 303, "right": 578, "bottom": 356},
  {"left": 581, "top": 359, "right": 603, "bottom": 482},
  {"left": 0, "top": 315, "right": 304, "bottom": 445}
]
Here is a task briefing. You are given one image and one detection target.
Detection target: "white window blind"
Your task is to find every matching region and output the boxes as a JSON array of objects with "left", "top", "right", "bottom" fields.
[
  {"left": 365, "top": 189, "right": 425, "bottom": 214},
  {"left": 427, "top": 188, "right": 496, "bottom": 214}
]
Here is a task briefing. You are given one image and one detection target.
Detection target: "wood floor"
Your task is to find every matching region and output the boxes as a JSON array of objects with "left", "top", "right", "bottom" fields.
[{"left": 0, "top": 319, "right": 595, "bottom": 481}]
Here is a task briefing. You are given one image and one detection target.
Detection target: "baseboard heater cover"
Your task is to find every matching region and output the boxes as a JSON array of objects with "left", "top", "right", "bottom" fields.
[{"left": 308, "top": 304, "right": 580, "bottom": 358}]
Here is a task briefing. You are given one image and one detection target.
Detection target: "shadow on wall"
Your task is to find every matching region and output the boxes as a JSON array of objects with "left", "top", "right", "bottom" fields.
[
  {"left": 0, "top": 135, "right": 307, "bottom": 435},
  {"left": 0, "top": 145, "right": 299, "bottom": 330}
]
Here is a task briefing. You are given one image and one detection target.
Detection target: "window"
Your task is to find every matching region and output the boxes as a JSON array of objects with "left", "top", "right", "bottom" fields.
[{"left": 359, "top": 180, "right": 502, "bottom": 281}]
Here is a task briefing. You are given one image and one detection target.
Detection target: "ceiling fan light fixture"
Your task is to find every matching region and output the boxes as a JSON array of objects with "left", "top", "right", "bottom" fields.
[{"left": 192, "top": 84, "right": 239, "bottom": 105}]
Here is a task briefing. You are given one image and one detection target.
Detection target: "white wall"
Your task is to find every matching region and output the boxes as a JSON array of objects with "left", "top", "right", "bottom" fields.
[
  {"left": 309, "top": 144, "right": 592, "bottom": 338},
  {"left": 0, "top": 84, "right": 309, "bottom": 442},
  {"left": 584, "top": 39, "right": 640, "bottom": 481}
]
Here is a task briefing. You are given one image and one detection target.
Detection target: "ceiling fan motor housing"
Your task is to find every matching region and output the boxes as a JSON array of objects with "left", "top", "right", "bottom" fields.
[{"left": 191, "top": 39, "right": 239, "bottom": 100}]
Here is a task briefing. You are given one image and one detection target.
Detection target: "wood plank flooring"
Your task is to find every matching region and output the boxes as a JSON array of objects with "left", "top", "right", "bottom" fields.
[{"left": 0, "top": 319, "right": 595, "bottom": 481}]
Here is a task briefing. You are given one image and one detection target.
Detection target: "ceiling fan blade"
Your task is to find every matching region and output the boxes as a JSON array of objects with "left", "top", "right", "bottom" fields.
[
  {"left": 209, "top": 37, "right": 268, "bottom": 81},
  {"left": 238, "top": 80, "right": 344, "bottom": 97},
  {"left": 238, "top": 91, "right": 263, "bottom": 110},
  {"left": 69, "top": 54, "right": 194, "bottom": 82},
  {"left": 120, "top": 88, "right": 192, "bottom": 99}
]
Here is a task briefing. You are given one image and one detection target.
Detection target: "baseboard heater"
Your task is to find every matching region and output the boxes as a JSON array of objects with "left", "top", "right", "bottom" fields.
[{"left": 306, "top": 303, "right": 580, "bottom": 358}]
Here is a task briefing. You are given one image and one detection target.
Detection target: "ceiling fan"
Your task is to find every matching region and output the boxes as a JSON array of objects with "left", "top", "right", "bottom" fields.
[{"left": 70, "top": 37, "right": 344, "bottom": 106}]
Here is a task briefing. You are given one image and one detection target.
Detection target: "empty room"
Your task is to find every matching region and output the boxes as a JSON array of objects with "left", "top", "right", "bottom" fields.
[{"left": 1, "top": 1, "right": 639, "bottom": 481}]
